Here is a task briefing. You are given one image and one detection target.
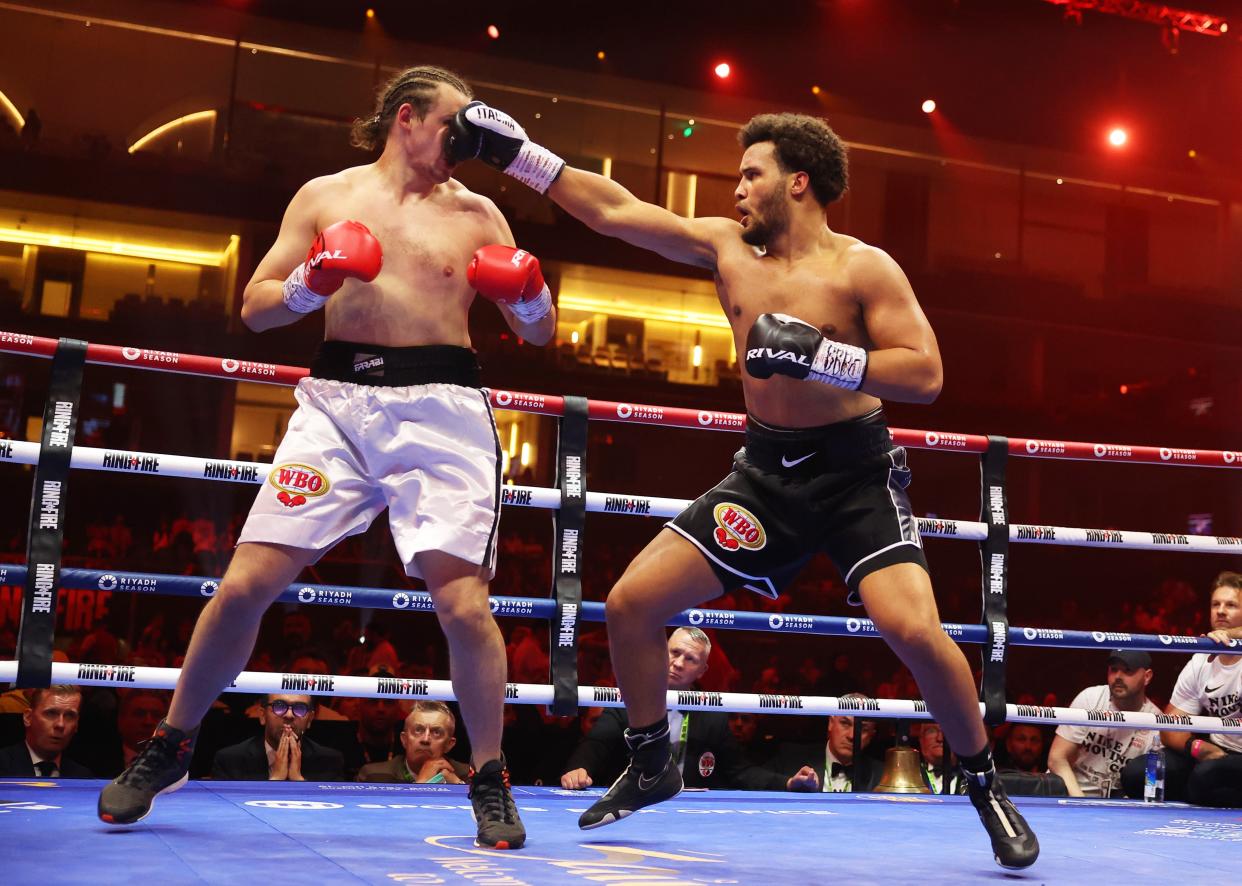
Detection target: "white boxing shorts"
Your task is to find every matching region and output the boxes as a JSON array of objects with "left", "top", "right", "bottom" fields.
[{"left": 238, "top": 343, "right": 502, "bottom": 579}]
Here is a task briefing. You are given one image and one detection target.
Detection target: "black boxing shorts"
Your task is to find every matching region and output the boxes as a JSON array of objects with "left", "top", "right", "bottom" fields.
[{"left": 667, "top": 408, "right": 927, "bottom": 605}]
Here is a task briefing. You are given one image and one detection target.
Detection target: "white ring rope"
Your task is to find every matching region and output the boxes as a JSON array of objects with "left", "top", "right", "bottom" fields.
[
  {"left": 3, "top": 439, "right": 1239, "bottom": 555},
  {"left": 3, "top": 660, "right": 1238, "bottom": 734}
]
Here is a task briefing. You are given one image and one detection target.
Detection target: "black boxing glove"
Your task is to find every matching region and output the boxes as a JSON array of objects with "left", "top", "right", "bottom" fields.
[
  {"left": 745, "top": 313, "right": 868, "bottom": 390},
  {"left": 445, "top": 107, "right": 482, "bottom": 165},
  {"left": 447, "top": 101, "right": 565, "bottom": 193}
]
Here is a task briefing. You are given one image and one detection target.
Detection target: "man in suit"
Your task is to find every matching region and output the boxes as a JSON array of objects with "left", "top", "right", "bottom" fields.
[
  {"left": 84, "top": 689, "right": 170, "bottom": 779},
  {"left": 917, "top": 721, "right": 964, "bottom": 794},
  {"left": 0, "top": 685, "right": 93, "bottom": 778},
  {"left": 560, "top": 628, "right": 813, "bottom": 791},
  {"left": 358, "top": 701, "right": 470, "bottom": 783},
  {"left": 211, "top": 693, "right": 344, "bottom": 781},
  {"left": 768, "top": 693, "right": 882, "bottom": 792}
]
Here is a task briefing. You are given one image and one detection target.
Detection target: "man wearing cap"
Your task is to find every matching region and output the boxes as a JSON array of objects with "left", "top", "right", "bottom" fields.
[{"left": 1047, "top": 650, "right": 1160, "bottom": 798}]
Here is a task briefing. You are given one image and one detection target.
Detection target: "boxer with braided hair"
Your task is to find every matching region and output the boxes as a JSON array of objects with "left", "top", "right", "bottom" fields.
[{"left": 99, "top": 66, "right": 554, "bottom": 851}]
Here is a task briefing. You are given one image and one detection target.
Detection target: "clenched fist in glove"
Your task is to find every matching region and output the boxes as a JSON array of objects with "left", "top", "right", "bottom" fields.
[
  {"left": 745, "top": 312, "right": 868, "bottom": 390},
  {"left": 468, "top": 245, "right": 553, "bottom": 324},
  {"left": 282, "top": 220, "right": 383, "bottom": 314},
  {"left": 446, "top": 101, "right": 565, "bottom": 194}
]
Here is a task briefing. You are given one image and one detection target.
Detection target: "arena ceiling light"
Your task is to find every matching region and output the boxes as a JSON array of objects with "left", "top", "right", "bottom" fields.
[
  {"left": 557, "top": 294, "right": 730, "bottom": 330},
  {"left": 0, "top": 89, "right": 24, "bottom": 131},
  {"left": 127, "top": 110, "right": 217, "bottom": 155},
  {"left": 0, "top": 228, "right": 238, "bottom": 267}
]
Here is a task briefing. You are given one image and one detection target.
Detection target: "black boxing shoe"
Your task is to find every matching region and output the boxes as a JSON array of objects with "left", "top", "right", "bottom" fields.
[
  {"left": 961, "top": 764, "right": 1040, "bottom": 869},
  {"left": 578, "top": 726, "right": 683, "bottom": 829},
  {"left": 98, "top": 720, "right": 197, "bottom": 825},
  {"left": 469, "top": 758, "right": 526, "bottom": 850}
]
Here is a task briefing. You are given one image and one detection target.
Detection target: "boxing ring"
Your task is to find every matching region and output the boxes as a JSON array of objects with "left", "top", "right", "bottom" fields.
[
  {"left": 2, "top": 329, "right": 1242, "bottom": 883},
  {"left": 3, "top": 780, "right": 1240, "bottom": 884}
]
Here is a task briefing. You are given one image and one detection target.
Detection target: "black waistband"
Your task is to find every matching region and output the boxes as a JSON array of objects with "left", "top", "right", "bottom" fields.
[
  {"left": 310, "top": 341, "right": 481, "bottom": 388},
  {"left": 743, "top": 408, "right": 894, "bottom": 473}
]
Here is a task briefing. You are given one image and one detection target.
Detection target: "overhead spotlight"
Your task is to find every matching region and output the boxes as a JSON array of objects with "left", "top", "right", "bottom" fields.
[
  {"left": 365, "top": 7, "right": 375, "bottom": 18},
  {"left": 597, "top": 50, "right": 606, "bottom": 60},
  {"left": 921, "top": 99, "right": 936, "bottom": 114},
  {"left": 1220, "top": 22, "right": 1228, "bottom": 33},
  {"left": 811, "top": 85, "right": 821, "bottom": 95},
  {"left": 714, "top": 62, "right": 731, "bottom": 79},
  {"left": 487, "top": 24, "right": 500, "bottom": 39},
  {"left": 1108, "top": 127, "right": 1127, "bottom": 147},
  {"left": 1187, "top": 149, "right": 1197, "bottom": 158}
]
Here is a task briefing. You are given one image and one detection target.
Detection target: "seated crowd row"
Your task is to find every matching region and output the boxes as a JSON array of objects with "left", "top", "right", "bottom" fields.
[{"left": 4, "top": 582, "right": 1240, "bottom": 808}]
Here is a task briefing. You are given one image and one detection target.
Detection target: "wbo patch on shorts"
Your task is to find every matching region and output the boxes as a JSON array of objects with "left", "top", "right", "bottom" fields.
[
  {"left": 712, "top": 502, "right": 766, "bottom": 552},
  {"left": 268, "top": 463, "right": 331, "bottom": 508}
]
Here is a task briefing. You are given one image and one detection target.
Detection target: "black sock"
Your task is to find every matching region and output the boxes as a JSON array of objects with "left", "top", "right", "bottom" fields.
[
  {"left": 626, "top": 719, "right": 671, "bottom": 775},
  {"left": 159, "top": 719, "right": 199, "bottom": 741},
  {"left": 959, "top": 747, "right": 994, "bottom": 774},
  {"left": 630, "top": 719, "right": 669, "bottom": 740}
]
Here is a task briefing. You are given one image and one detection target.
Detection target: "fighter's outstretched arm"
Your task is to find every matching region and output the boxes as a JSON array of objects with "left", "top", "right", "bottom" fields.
[
  {"left": 548, "top": 167, "right": 734, "bottom": 270},
  {"left": 449, "top": 101, "right": 733, "bottom": 270}
]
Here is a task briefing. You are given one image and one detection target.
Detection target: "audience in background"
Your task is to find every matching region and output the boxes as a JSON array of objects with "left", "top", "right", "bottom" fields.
[
  {"left": 2, "top": 505, "right": 1238, "bottom": 808},
  {"left": 917, "top": 721, "right": 963, "bottom": 794},
  {"left": 768, "top": 694, "right": 882, "bottom": 793},
  {"left": 358, "top": 702, "right": 468, "bottom": 784},
  {"left": 353, "top": 691, "right": 403, "bottom": 770},
  {"left": 210, "top": 694, "right": 344, "bottom": 781},
  {"left": 1047, "top": 651, "right": 1160, "bottom": 798},
  {"left": 560, "top": 628, "right": 805, "bottom": 792},
  {"left": 0, "top": 686, "right": 92, "bottom": 777},
  {"left": 88, "top": 689, "right": 170, "bottom": 779},
  {"left": 1121, "top": 572, "right": 1242, "bottom": 807},
  {"left": 998, "top": 724, "right": 1048, "bottom": 775}
]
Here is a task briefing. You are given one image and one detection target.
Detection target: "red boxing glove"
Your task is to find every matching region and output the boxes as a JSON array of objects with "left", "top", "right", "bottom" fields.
[
  {"left": 467, "top": 245, "right": 553, "bottom": 323},
  {"left": 283, "top": 220, "right": 383, "bottom": 314}
]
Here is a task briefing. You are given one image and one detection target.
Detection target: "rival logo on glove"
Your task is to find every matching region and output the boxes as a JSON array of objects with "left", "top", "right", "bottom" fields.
[
  {"left": 747, "top": 347, "right": 808, "bottom": 367},
  {"left": 308, "top": 248, "right": 347, "bottom": 268}
]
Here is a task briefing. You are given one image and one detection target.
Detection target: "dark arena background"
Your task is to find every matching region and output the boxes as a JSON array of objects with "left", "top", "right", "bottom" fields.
[{"left": 1, "top": 1, "right": 1241, "bottom": 882}]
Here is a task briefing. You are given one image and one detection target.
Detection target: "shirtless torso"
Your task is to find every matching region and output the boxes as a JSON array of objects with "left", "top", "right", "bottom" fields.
[
  {"left": 251, "top": 164, "right": 512, "bottom": 346},
  {"left": 713, "top": 229, "right": 885, "bottom": 427}
]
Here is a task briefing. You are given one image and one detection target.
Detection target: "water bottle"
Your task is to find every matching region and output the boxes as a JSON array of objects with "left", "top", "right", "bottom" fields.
[{"left": 1143, "top": 735, "right": 1165, "bottom": 803}]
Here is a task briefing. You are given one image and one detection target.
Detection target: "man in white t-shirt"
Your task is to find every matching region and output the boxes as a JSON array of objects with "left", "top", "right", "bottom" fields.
[
  {"left": 1047, "top": 650, "right": 1161, "bottom": 797},
  {"left": 1121, "top": 571, "right": 1242, "bottom": 806}
]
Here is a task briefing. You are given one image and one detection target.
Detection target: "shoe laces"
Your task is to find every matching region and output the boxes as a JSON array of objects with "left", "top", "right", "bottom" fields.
[
  {"left": 470, "top": 766, "right": 517, "bottom": 824},
  {"left": 119, "top": 732, "right": 177, "bottom": 786}
]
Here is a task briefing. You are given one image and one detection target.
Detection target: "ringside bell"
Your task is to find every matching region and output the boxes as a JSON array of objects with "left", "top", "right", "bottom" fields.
[{"left": 874, "top": 745, "right": 931, "bottom": 794}]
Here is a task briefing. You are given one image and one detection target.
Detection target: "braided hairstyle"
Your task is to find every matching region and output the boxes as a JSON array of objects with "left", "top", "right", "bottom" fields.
[{"left": 350, "top": 65, "right": 473, "bottom": 151}]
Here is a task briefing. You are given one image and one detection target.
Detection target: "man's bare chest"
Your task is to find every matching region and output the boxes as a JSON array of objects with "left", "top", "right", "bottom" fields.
[
  {"left": 717, "top": 259, "right": 862, "bottom": 344},
  {"left": 325, "top": 198, "right": 491, "bottom": 282}
]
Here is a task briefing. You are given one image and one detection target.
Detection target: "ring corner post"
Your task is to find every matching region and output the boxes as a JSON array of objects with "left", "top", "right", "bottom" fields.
[
  {"left": 549, "top": 395, "right": 588, "bottom": 717},
  {"left": 978, "top": 434, "right": 1010, "bottom": 727},
  {"left": 16, "top": 337, "right": 88, "bottom": 688}
]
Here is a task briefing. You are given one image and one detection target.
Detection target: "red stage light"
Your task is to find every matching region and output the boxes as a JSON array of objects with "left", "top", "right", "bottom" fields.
[
  {"left": 714, "top": 62, "right": 731, "bottom": 79},
  {"left": 487, "top": 24, "right": 500, "bottom": 39},
  {"left": 921, "top": 99, "right": 936, "bottom": 114},
  {"left": 1108, "top": 127, "right": 1128, "bottom": 147}
]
